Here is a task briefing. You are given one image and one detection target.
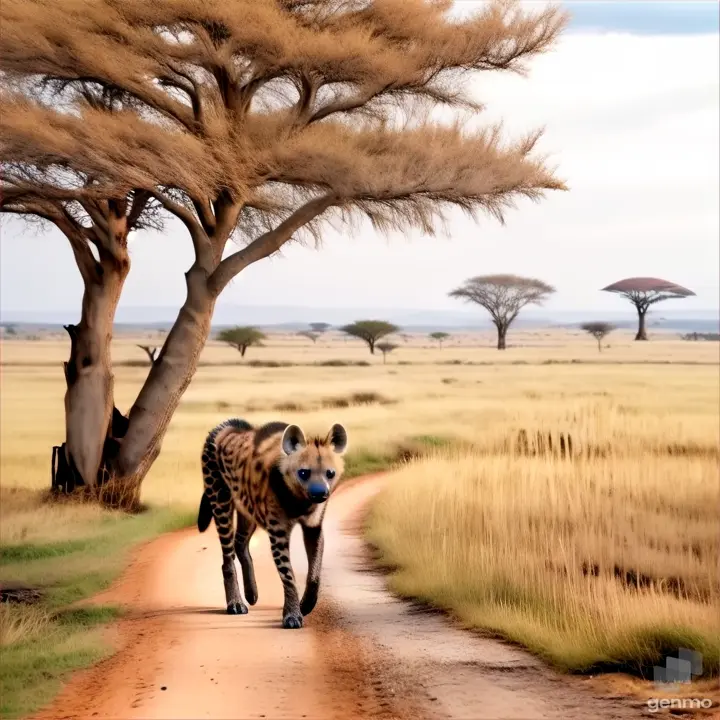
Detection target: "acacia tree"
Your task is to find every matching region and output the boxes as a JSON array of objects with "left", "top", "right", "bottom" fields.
[
  {"left": 600, "top": 278, "right": 695, "bottom": 341},
  {"left": 430, "top": 331, "right": 450, "bottom": 349},
  {"left": 218, "top": 327, "right": 266, "bottom": 357},
  {"left": 579, "top": 322, "right": 615, "bottom": 353},
  {"left": 309, "top": 323, "right": 331, "bottom": 334},
  {"left": 298, "top": 330, "right": 320, "bottom": 344},
  {"left": 376, "top": 342, "right": 398, "bottom": 364},
  {"left": 449, "top": 274, "right": 555, "bottom": 350},
  {"left": 0, "top": 0, "right": 567, "bottom": 507},
  {"left": 340, "top": 321, "right": 399, "bottom": 355}
]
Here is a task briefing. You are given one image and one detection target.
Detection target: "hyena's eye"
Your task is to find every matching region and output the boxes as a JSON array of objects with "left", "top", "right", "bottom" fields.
[
  {"left": 297, "top": 468, "right": 311, "bottom": 482},
  {"left": 325, "top": 469, "right": 336, "bottom": 480}
]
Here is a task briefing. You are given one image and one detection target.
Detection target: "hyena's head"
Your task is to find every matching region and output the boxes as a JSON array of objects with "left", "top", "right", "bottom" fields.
[{"left": 279, "top": 423, "right": 348, "bottom": 503}]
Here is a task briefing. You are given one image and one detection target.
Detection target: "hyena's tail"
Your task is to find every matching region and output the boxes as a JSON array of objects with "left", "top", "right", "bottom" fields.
[{"left": 197, "top": 492, "right": 213, "bottom": 532}]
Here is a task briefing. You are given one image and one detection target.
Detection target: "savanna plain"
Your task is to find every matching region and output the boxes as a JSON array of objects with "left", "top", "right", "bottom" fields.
[{"left": 1, "top": 328, "right": 718, "bottom": 718}]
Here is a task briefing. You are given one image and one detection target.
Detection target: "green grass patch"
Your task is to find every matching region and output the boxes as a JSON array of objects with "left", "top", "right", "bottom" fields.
[
  {"left": 0, "top": 504, "right": 194, "bottom": 719},
  {"left": 343, "top": 434, "right": 466, "bottom": 479},
  {"left": 0, "top": 539, "right": 92, "bottom": 565}
]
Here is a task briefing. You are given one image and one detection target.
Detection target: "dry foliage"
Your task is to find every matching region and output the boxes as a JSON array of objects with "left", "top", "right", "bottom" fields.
[
  {"left": 450, "top": 274, "right": 556, "bottom": 348},
  {"left": 1, "top": 0, "right": 568, "bottom": 290}
]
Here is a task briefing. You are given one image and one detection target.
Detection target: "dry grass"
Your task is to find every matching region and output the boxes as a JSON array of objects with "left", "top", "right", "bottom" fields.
[
  {"left": 2, "top": 329, "right": 718, "bottom": 514},
  {"left": 0, "top": 604, "right": 50, "bottom": 647},
  {"left": 367, "top": 452, "right": 719, "bottom": 674},
  {"left": 0, "top": 328, "right": 718, "bottom": 700}
]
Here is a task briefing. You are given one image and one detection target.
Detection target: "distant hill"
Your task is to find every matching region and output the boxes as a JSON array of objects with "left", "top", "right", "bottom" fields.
[{"left": 2, "top": 305, "right": 718, "bottom": 334}]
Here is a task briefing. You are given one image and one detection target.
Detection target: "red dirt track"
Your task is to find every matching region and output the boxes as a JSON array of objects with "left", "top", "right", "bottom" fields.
[{"left": 31, "top": 474, "right": 649, "bottom": 720}]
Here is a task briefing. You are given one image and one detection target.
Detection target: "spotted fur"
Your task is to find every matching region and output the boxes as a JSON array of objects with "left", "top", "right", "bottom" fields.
[{"left": 197, "top": 418, "right": 348, "bottom": 629}]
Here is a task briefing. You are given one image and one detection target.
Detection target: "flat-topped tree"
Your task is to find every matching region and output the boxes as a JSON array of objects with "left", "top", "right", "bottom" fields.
[
  {"left": 218, "top": 327, "right": 266, "bottom": 357},
  {"left": 340, "top": 321, "right": 399, "bottom": 355},
  {"left": 376, "top": 342, "right": 398, "bottom": 364},
  {"left": 430, "top": 331, "right": 450, "bottom": 349},
  {"left": 600, "top": 278, "right": 695, "bottom": 341},
  {"left": 449, "top": 275, "right": 555, "bottom": 349},
  {"left": 579, "top": 322, "right": 616, "bottom": 352},
  {"left": 298, "top": 330, "right": 320, "bottom": 344},
  {"left": 309, "top": 323, "right": 331, "bottom": 334},
  {"left": 0, "top": 0, "right": 567, "bottom": 507}
]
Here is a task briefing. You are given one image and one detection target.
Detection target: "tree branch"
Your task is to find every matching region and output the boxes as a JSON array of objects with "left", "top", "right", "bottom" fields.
[
  {"left": 208, "top": 193, "right": 337, "bottom": 296},
  {"left": 148, "top": 190, "right": 211, "bottom": 262},
  {"left": 308, "top": 84, "right": 391, "bottom": 124},
  {"left": 127, "top": 190, "right": 152, "bottom": 228}
]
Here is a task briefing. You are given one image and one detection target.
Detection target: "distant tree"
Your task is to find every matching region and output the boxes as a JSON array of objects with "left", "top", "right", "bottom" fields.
[
  {"left": 376, "top": 342, "right": 398, "bottom": 364},
  {"left": 218, "top": 327, "right": 266, "bottom": 358},
  {"left": 309, "top": 323, "right": 332, "bottom": 334},
  {"left": 580, "top": 322, "right": 616, "bottom": 352},
  {"left": 601, "top": 278, "right": 695, "bottom": 341},
  {"left": 298, "top": 330, "right": 320, "bottom": 344},
  {"left": 430, "top": 331, "right": 450, "bottom": 349},
  {"left": 449, "top": 275, "right": 555, "bottom": 350},
  {"left": 3, "top": 324, "right": 18, "bottom": 337},
  {"left": 136, "top": 345, "right": 158, "bottom": 364},
  {"left": 339, "top": 321, "right": 399, "bottom": 355},
  {"left": 681, "top": 332, "right": 720, "bottom": 342},
  {"left": 0, "top": 0, "right": 567, "bottom": 507}
]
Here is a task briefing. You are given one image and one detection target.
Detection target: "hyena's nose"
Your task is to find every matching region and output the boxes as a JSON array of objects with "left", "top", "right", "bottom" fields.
[{"left": 308, "top": 482, "right": 329, "bottom": 503}]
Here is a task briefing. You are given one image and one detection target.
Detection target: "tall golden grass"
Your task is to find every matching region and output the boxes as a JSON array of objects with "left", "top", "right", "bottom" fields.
[
  {"left": 1, "top": 329, "right": 718, "bottom": 679},
  {"left": 367, "top": 450, "right": 719, "bottom": 674}
]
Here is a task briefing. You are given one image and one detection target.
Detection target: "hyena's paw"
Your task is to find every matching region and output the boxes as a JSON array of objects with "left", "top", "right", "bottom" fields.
[
  {"left": 227, "top": 601, "right": 249, "bottom": 615},
  {"left": 282, "top": 612, "right": 303, "bottom": 629},
  {"left": 300, "top": 585, "right": 319, "bottom": 616}
]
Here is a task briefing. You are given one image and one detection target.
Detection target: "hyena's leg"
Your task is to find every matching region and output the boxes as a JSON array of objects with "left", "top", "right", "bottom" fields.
[
  {"left": 210, "top": 486, "right": 247, "bottom": 615},
  {"left": 269, "top": 526, "right": 302, "bottom": 629},
  {"left": 300, "top": 524, "right": 324, "bottom": 616},
  {"left": 234, "top": 512, "right": 258, "bottom": 606}
]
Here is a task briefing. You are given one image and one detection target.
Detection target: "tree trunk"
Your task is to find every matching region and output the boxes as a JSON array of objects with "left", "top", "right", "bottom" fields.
[
  {"left": 382, "top": 352, "right": 387, "bottom": 364},
  {"left": 497, "top": 325, "right": 507, "bottom": 350},
  {"left": 369, "top": 340, "right": 375, "bottom": 354},
  {"left": 635, "top": 309, "right": 648, "bottom": 341},
  {"left": 107, "top": 266, "right": 215, "bottom": 507},
  {"left": 240, "top": 345, "right": 247, "bottom": 357},
  {"left": 597, "top": 337, "right": 602, "bottom": 352},
  {"left": 62, "top": 257, "right": 129, "bottom": 491}
]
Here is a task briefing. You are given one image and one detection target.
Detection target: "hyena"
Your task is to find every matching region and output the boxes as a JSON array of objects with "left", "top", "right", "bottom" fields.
[{"left": 197, "top": 418, "right": 348, "bottom": 629}]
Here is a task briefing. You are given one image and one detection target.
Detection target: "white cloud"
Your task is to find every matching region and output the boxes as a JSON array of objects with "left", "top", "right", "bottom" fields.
[{"left": 1, "top": 31, "right": 718, "bottom": 317}]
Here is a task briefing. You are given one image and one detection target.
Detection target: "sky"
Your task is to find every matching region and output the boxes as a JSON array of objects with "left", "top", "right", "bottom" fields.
[{"left": 1, "top": 1, "right": 718, "bottom": 321}]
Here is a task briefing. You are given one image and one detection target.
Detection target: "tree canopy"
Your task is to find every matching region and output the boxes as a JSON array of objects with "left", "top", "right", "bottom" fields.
[
  {"left": 449, "top": 274, "right": 555, "bottom": 349},
  {"left": 218, "top": 326, "right": 266, "bottom": 356},
  {"left": 309, "top": 323, "right": 331, "bottom": 334},
  {"left": 340, "top": 320, "right": 399, "bottom": 354},
  {"left": 601, "top": 277, "right": 694, "bottom": 341},
  {"left": 376, "top": 341, "right": 398, "bottom": 363},
  {"left": 429, "top": 331, "right": 450, "bottom": 348},
  {"left": 1, "top": 0, "right": 567, "bottom": 295},
  {"left": 298, "top": 330, "right": 320, "bottom": 343},
  {"left": 579, "top": 321, "right": 615, "bottom": 352}
]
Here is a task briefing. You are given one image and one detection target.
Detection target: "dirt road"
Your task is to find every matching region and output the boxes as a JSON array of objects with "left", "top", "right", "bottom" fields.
[{"left": 33, "top": 474, "right": 649, "bottom": 720}]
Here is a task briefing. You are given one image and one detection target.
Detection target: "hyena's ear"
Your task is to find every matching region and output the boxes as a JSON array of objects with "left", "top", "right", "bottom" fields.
[
  {"left": 281, "top": 424, "right": 306, "bottom": 455},
  {"left": 327, "top": 423, "right": 348, "bottom": 455}
]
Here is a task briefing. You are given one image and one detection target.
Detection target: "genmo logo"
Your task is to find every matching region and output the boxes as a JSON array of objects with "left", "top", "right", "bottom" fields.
[{"left": 647, "top": 697, "right": 713, "bottom": 713}]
